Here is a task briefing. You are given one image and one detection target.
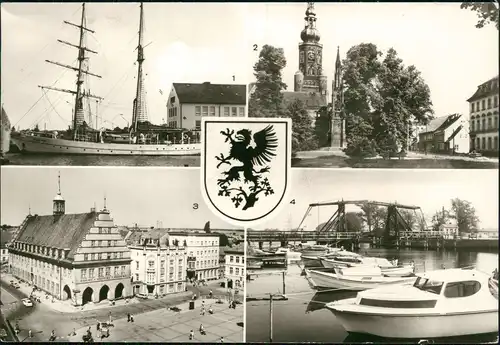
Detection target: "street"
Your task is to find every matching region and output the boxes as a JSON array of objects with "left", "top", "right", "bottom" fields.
[{"left": 0, "top": 278, "right": 243, "bottom": 342}]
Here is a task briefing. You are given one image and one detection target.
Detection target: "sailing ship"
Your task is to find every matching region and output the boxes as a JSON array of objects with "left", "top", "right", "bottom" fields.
[{"left": 11, "top": 3, "right": 201, "bottom": 156}]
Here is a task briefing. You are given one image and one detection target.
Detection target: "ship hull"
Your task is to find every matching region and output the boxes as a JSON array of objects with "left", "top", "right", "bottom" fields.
[{"left": 11, "top": 135, "right": 200, "bottom": 156}]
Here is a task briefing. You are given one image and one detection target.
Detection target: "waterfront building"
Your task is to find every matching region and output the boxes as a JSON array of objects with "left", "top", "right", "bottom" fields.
[
  {"left": 8, "top": 175, "right": 132, "bottom": 306},
  {"left": 166, "top": 82, "right": 246, "bottom": 130},
  {"left": 167, "top": 231, "right": 220, "bottom": 281},
  {"left": 467, "top": 76, "right": 499, "bottom": 156},
  {"left": 438, "top": 221, "right": 459, "bottom": 239},
  {"left": 418, "top": 113, "right": 469, "bottom": 154},
  {"left": 128, "top": 230, "right": 187, "bottom": 297},
  {"left": 224, "top": 245, "right": 245, "bottom": 289}
]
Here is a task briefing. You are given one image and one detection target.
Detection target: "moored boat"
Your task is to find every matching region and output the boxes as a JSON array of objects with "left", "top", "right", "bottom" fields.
[
  {"left": 12, "top": 3, "right": 201, "bottom": 157},
  {"left": 326, "top": 268, "right": 499, "bottom": 338},
  {"left": 275, "top": 247, "right": 302, "bottom": 263},
  {"left": 306, "top": 266, "right": 416, "bottom": 291},
  {"left": 321, "top": 255, "right": 414, "bottom": 277}
]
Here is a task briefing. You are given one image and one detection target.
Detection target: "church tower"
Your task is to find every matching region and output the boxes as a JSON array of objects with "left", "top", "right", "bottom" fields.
[
  {"left": 53, "top": 172, "right": 65, "bottom": 216},
  {"left": 294, "top": 2, "right": 327, "bottom": 97},
  {"left": 330, "top": 47, "right": 346, "bottom": 148}
]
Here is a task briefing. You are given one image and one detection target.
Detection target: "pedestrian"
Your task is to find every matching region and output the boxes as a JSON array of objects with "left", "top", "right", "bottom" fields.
[
  {"left": 200, "top": 307, "right": 205, "bottom": 316},
  {"left": 209, "top": 289, "right": 213, "bottom": 298},
  {"left": 127, "top": 313, "right": 131, "bottom": 322},
  {"left": 189, "top": 329, "right": 194, "bottom": 340},
  {"left": 28, "top": 329, "right": 32, "bottom": 338},
  {"left": 72, "top": 328, "right": 76, "bottom": 336},
  {"left": 97, "top": 322, "right": 100, "bottom": 331},
  {"left": 199, "top": 324, "right": 205, "bottom": 335},
  {"left": 130, "top": 315, "right": 134, "bottom": 323},
  {"left": 201, "top": 300, "right": 205, "bottom": 308},
  {"left": 208, "top": 306, "right": 213, "bottom": 314}
]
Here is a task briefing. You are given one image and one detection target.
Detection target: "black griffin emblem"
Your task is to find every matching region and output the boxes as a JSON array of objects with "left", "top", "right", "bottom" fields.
[{"left": 215, "top": 125, "right": 278, "bottom": 210}]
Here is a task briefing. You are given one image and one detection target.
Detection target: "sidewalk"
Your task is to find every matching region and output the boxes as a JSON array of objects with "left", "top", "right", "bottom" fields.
[
  {"left": 67, "top": 298, "right": 243, "bottom": 343},
  {"left": 1, "top": 273, "right": 195, "bottom": 314}
]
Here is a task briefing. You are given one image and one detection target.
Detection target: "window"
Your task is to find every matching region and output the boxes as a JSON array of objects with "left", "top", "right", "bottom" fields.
[
  {"left": 195, "top": 120, "right": 201, "bottom": 130},
  {"left": 488, "top": 98, "right": 492, "bottom": 109},
  {"left": 99, "top": 227, "right": 102, "bottom": 234},
  {"left": 91, "top": 241, "right": 95, "bottom": 247},
  {"left": 413, "top": 277, "right": 444, "bottom": 295},
  {"left": 482, "top": 99, "right": 486, "bottom": 110},
  {"left": 209, "top": 106, "right": 216, "bottom": 117},
  {"left": 170, "top": 96, "right": 175, "bottom": 104},
  {"left": 236, "top": 257, "right": 240, "bottom": 264},
  {"left": 495, "top": 117, "right": 498, "bottom": 129},
  {"left": 105, "top": 267, "right": 111, "bottom": 277},
  {"left": 97, "top": 253, "right": 102, "bottom": 260},
  {"left": 97, "top": 240, "right": 102, "bottom": 247},
  {"left": 178, "top": 272, "right": 182, "bottom": 280},
  {"left": 231, "top": 107, "right": 237, "bottom": 117},
  {"left": 107, "top": 253, "right": 111, "bottom": 260},
  {"left": 148, "top": 260, "right": 155, "bottom": 268},
  {"left": 169, "top": 272, "right": 174, "bottom": 281},
  {"left": 170, "top": 259, "right": 174, "bottom": 265},
  {"left": 235, "top": 268, "right": 239, "bottom": 276},
  {"left": 229, "top": 267, "right": 234, "bottom": 275},
  {"left": 121, "top": 266, "right": 125, "bottom": 275},
  {"left": 84, "top": 254, "right": 88, "bottom": 261},
  {"left": 178, "top": 258, "right": 183, "bottom": 265},
  {"left": 82, "top": 269, "right": 87, "bottom": 279},
  {"left": 91, "top": 253, "right": 95, "bottom": 261},
  {"left": 135, "top": 273, "right": 139, "bottom": 281},
  {"left": 114, "top": 240, "right": 117, "bottom": 246},
  {"left": 444, "top": 281, "right": 481, "bottom": 298},
  {"left": 239, "top": 107, "right": 245, "bottom": 117},
  {"left": 494, "top": 96, "right": 498, "bottom": 108},
  {"left": 195, "top": 106, "right": 201, "bottom": 117},
  {"left": 107, "top": 241, "right": 112, "bottom": 247},
  {"left": 98, "top": 268, "right": 104, "bottom": 277},
  {"left": 471, "top": 103, "right": 475, "bottom": 112},
  {"left": 230, "top": 256, "right": 234, "bottom": 263},
  {"left": 119, "top": 252, "right": 123, "bottom": 258},
  {"left": 202, "top": 106, "right": 208, "bottom": 117},
  {"left": 161, "top": 260, "right": 165, "bottom": 269},
  {"left": 114, "top": 266, "right": 119, "bottom": 276},
  {"left": 223, "top": 107, "right": 230, "bottom": 117},
  {"left": 242, "top": 257, "right": 245, "bottom": 264}
]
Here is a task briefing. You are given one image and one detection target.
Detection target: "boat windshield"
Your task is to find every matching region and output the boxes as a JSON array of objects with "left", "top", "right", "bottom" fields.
[{"left": 413, "top": 276, "right": 444, "bottom": 295}]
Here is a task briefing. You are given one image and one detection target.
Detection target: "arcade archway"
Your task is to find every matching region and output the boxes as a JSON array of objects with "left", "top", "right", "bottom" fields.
[
  {"left": 115, "top": 283, "right": 124, "bottom": 299},
  {"left": 63, "top": 285, "right": 72, "bottom": 300},
  {"left": 99, "top": 285, "right": 110, "bottom": 302},
  {"left": 82, "top": 287, "right": 93, "bottom": 305}
]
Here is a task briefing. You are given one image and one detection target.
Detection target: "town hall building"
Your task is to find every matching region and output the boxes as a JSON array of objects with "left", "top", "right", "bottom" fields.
[{"left": 8, "top": 174, "right": 132, "bottom": 306}]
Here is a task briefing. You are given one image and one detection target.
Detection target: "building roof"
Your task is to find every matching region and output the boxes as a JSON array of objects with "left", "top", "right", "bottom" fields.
[
  {"left": 467, "top": 76, "right": 499, "bottom": 103},
  {"left": 282, "top": 91, "right": 327, "bottom": 109},
  {"left": 15, "top": 213, "right": 96, "bottom": 260},
  {"left": 173, "top": 82, "right": 246, "bottom": 105},
  {"left": 419, "top": 113, "right": 462, "bottom": 135}
]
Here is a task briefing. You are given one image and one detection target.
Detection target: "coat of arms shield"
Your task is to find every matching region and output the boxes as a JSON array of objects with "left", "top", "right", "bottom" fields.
[{"left": 201, "top": 117, "right": 291, "bottom": 227}]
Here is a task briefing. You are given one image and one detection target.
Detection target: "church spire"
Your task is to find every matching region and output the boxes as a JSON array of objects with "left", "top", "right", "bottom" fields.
[{"left": 53, "top": 171, "right": 65, "bottom": 216}]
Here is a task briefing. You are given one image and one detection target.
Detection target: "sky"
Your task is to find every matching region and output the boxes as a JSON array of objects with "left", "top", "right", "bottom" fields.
[
  {"left": 246, "top": 2, "right": 498, "bottom": 120},
  {"left": 1, "top": 2, "right": 251, "bottom": 131},
  {"left": 253, "top": 169, "right": 499, "bottom": 231},
  {"left": 0, "top": 167, "right": 241, "bottom": 230}
]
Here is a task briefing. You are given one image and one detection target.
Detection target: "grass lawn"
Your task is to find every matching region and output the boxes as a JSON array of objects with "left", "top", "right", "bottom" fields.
[{"left": 292, "top": 155, "right": 500, "bottom": 169}]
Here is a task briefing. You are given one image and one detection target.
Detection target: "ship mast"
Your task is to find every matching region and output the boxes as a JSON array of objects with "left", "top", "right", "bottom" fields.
[
  {"left": 39, "top": 3, "right": 103, "bottom": 140},
  {"left": 132, "top": 2, "right": 147, "bottom": 133}
]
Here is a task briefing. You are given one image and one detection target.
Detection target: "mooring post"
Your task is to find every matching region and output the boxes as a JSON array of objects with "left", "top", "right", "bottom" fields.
[
  {"left": 282, "top": 271, "right": 286, "bottom": 295},
  {"left": 269, "top": 294, "right": 274, "bottom": 343}
]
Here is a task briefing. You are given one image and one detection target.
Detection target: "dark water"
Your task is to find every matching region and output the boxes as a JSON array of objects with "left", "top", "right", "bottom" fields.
[
  {"left": 4, "top": 153, "right": 200, "bottom": 167},
  {"left": 246, "top": 246, "right": 499, "bottom": 343}
]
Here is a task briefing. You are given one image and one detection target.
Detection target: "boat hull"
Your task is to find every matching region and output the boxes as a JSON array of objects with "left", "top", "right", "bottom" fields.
[
  {"left": 302, "top": 256, "right": 323, "bottom": 268},
  {"left": 328, "top": 306, "right": 499, "bottom": 338},
  {"left": 11, "top": 135, "right": 201, "bottom": 156},
  {"left": 307, "top": 270, "right": 415, "bottom": 291}
]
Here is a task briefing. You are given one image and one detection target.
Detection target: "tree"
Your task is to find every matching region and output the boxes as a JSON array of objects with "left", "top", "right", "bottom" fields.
[
  {"left": 314, "top": 106, "right": 330, "bottom": 147},
  {"left": 34, "top": 124, "right": 40, "bottom": 132},
  {"left": 339, "top": 212, "right": 363, "bottom": 232},
  {"left": 461, "top": 2, "right": 499, "bottom": 30},
  {"left": 399, "top": 209, "right": 419, "bottom": 231},
  {"left": 357, "top": 203, "right": 388, "bottom": 232},
  {"left": 450, "top": 198, "right": 480, "bottom": 233},
  {"left": 10, "top": 126, "right": 16, "bottom": 133},
  {"left": 431, "top": 208, "right": 451, "bottom": 231},
  {"left": 248, "top": 45, "right": 287, "bottom": 118},
  {"left": 342, "top": 43, "right": 434, "bottom": 157},
  {"left": 284, "top": 99, "right": 318, "bottom": 154}
]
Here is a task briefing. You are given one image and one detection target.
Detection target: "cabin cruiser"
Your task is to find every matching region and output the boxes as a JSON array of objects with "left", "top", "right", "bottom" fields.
[
  {"left": 321, "top": 256, "right": 414, "bottom": 277},
  {"left": 326, "top": 268, "right": 499, "bottom": 338},
  {"left": 307, "top": 266, "right": 415, "bottom": 291},
  {"left": 300, "top": 245, "right": 330, "bottom": 257},
  {"left": 303, "top": 248, "right": 358, "bottom": 268}
]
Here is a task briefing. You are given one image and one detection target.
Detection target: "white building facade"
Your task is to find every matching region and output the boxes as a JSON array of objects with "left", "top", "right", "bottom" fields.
[
  {"left": 129, "top": 239, "right": 187, "bottom": 297},
  {"left": 167, "top": 232, "right": 220, "bottom": 281},
  {"left": 224, "top": 247, "right": 245, "bottom": 289},
  {"left": 166, "top": 83, "right": 246, "bottom": 130},
  {"left": 468, "top": 76, "right": 499, "bottom": 155}
]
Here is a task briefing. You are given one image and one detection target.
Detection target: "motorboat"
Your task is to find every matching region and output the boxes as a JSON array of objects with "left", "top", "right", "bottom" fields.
[
  {"left": 321, "top": 256, "right": 414, "bottom": 277},
  {"left": 300, "top": 245, "right": 330, "bottom": 257},
  {"left": 306, "top": 266, "right": 416, "bottom": 291},
  {"left": 301, "top": 247, "right": 354, "bottom": 268},
  {"left": 274, "top": 247, "right": 302, "bottom": 263},
  {"left": 247, "top": 259, "right": 264, "bottom": 270},
  {"left": 326, "top": 268, "right": 499, "bottom": 338}
]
